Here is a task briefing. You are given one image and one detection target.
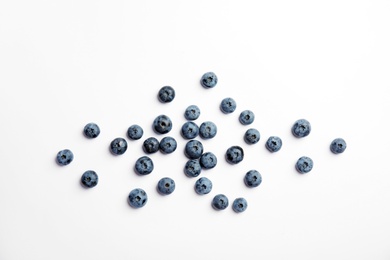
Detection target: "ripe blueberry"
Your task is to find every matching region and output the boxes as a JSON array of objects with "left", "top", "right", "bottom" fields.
[
  {"left": 158, "top": 86, "right": 175, "bottom": 103},
  {"left": 184, "top": 159, "right": 202, "bottom": 177},
  {"left": 200, "top": 72, "right": 218, "bottom": 88},
  {"left": 184, "top": 105, "right": 200, "bottom": 120},
  {"left": 153, "top": 115, "right": 172, "bottom": 134},
  {"left": 330, "top": 138, "right": 347, "bottom": 154},
  {"left": 135, "top": 156, "right": 154, "bottom": 175},
  {"left": 81, "top": 170, "right": 98, "bottom": 188},
  {"left": 159, "top": 136, "right": 177, "bottom": 154},
  {"left": 232, "top": 198, "right": 248, "bottom": 213},
  {"left": 265, "top": 136, "right": 282, "bottom": 152},
  {"left": 225, "top": 146, "right": 244, "bottom": 164},
  {"left": 212, "top": 194, "right": 229, "bottom": 210},
  {"left": 239, "top": 110, "right": 255, "bottom": 125},
  {"left": 199, "top": 121, "right": 217, "bottom": 139},
  {"left": 157, "top": 177, "right": 176, "bottom": 195},
  {"left": 295, "top": 156, "right": 313, "bottom": 173},
  {"left": 127, "top": 125, "right": 144, "bottom": 140},
  {"left": 194, "top": 177, "right": 212, "bottom": 195},
  {"left": 244, "top": 170, "right": 262, "bottom": 188},
  {"left": 143, "top": 137, "right": 160, "bottom": 154},
  {"left": 200, "top": 152, "right": 217, "bottom": 169},
  {"left": 128, "top": 188, "right": 148, "bottom": 208},
  {"left": 110, "top": 137, "right": 127, "bottom": 155},
  {"left": 83, "top": 123, "right": 100, "bottom": 138},
  {"left": 181, "top": 122, "right": 199, "bottom": 139},
  {"left": 244, "top": 128, "right": 260, "bottom": 144},
  {"left": 220, "top": 97, "right": 237, "bottom": 114},
  {"left": 292, "top": 119, "right": 311, "bottom": 138},
  {"left": 56, "top": 149, "right": 74, "bottom": 166}
]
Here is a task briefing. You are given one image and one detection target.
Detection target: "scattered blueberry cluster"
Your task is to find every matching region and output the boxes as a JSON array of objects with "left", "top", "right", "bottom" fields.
[{"left": 56, "top": 71, "right": 347, "bottom": 213}]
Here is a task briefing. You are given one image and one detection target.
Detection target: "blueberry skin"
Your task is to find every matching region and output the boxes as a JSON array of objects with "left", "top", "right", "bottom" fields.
[
  {"left": 199, "top": 121, "right": 217, "bottom": 139},
  {"left": 232, "top": 198, "right": 248, "bottom": 213},
  {"left": 220, "top": 97, "right": 237, "bottom": 114},
  {"left": 330, "top": 138, "right": 347, "bottom": 154},
  {"left": 295, "top": 156, "right": 313, "bottom": 174},
  {"left": 157, "top": 177, "right": 175, "bottom": 195},
  {"left": 56, "top": 149, "right": 74, "bottom": 166},
  {"left": 265, "top": 136, "right": 283, "bottom": 152},
  {"left": 135, "top": 156, "right": 154, "bottom": 175},
  {"left": 185, "top": 140, "right": 204, "bottom": 159},
  {"left": 81, "top": 170, "right": 98, "bottom": 188},
  {"left": 153, "top": 115, "right": 173, "bottom": 134},
  {"left": 158, "top": 86, "right": 175, "bottom": 103},
  {"left": 110, "top": 137, "right": 128, "bottom": 155},
  {"left": 225, "top": 146, "right": 244, "bottom": 164},
  {"left": 181, "top": 122, "right": 199, "bottom": 139},
  {"left": 200, "top": 152, "right": 217, "bottom": 169},
  {"left": 239, "top": 110, "right": 255, "bottom": 125},
  {"left": 143, "top": 137, "right": 160, "bottom": 154},
  {"left": 212, "top": 194, "right": 229, "bottom": 210},
  {"left": 292, "top": 119, "right": 311, "bottom": 138},
  {"left": 184, "top": 105, "right": 200, "bottom": 120},
  {"left": 194, "top": 177, "right": 212, "bottom": 195},
  {"left": 244, "top": 128, "right": 260, "bottom": 144},
  {"left": 200, "top": 72, "right": 218, "bottom": 88},
  {"left": 184, "top": 159, "right": 202, "bottom": 177},
  {"left": 128, "top": 188, "right": 148, "bottom": 208},
  {"left": 159, "top": 136, "right": 177, "bottom": 154},
  {"left": 127, "top": 125, "right": 144, "bottom": 140},
  {"left": 244, "top": 170, "right": 262, "bottom": 188},
  {"left": 83, "top": 123, "right": 100, "bottom": 138}
]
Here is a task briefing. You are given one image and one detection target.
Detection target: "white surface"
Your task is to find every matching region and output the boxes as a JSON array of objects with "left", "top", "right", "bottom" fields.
[{"left": 1, "top": 1, "right": 390, "bottom": 259}]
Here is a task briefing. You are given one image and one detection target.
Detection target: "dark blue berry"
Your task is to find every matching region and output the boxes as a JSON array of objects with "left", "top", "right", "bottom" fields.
[
  {"left": 158, "top": 86, "right": 175, "bottom": 103},
  {"left": 265, "top": 136, "right": 282, "bottom": 152},
  {"left": 143, "top": 137, "right": 160, "bottom": 154},
  {"left": 159, "top": 136, "right": 177, "bottom": 154},
  {"left": 128, "top": 188, "right": 148, "bottom": 208},
  {"left": 330, "top": 138, "right": 347, "bottom": 154},
  {"left": 200, "top": 152, "right": 217, "bottom": 169},
  {"left": 83, "top": 123, "right": 100, "bottom": 138},
  {"left": 220, "top": 97, "right": 236, "bottom": 114},
  {"left": 194, "top": 177, "right": 212, "bottom": 195},
  {"left": 184, "top": 105, "right": 200, "bottom": 120},
  {"left": 184, "top": 159, "right": 202, "bottom": 177},
  {"left": 212, "top": 194, "right": 229, "bottom": 210},
  {"left": 292, "top": 119, "right": 311, "bottom": 138},
  {"left": 153, "top": 115, "right": 172, "bottom": 134},
  {"left": 200, "top": 72, "right": 218, "bottom": 88},
  {"left": 185, "top": 140, "right": 204, "bottom": 159},
  {"left": 81, "top": 170, "right": 98, "bottom": 188},
  {"left": 181, "top": 122, "right": 199, "bottom": 139},
  {"left": 225, "top": 146, "right": 244, "bottom": 164},
  {"left": 295, "top": 156, "right": 313, "bottom": 173},
  {"left": 244, "top": 170, "right": 262, "bottom": 188},
  {"left": 232, "top": 198, "right": 248, "bottom": 213},
  {"left": 239, "top": 110, "right": 255, "bottom": 125},
  {"left": 199, "top": 121, "right": 217, "bottom": 139},
  {"left": 135, "top": 156, "right": 154, "bottom": 175},
  {"left": 110, "top": 137, "right": 127, "bottom": 155},
  {"left": 244, "top": 128, "right": 260, "bottom": 144},
  {"left": 56, "top": 149, "right": 74, "bottom": 166},
  {"left": 127, "top": 125, "right": 143, "bottom": 140},
  {"left": 157, "top": 177, "right": 175, "bottom": 195}
]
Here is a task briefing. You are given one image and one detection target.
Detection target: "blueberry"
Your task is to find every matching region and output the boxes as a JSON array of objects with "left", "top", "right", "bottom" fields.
[
  {"left": 81, "top": 170, "right": 98, "bottom": 188},
  {"left": 157, "top": 177, "right": 175, "bottom": 195},
  {"left": 110, "top": 137, "right": 128, "bottom": 155},
  {"left": 244, "top": 128, "right": 260, "bottom": 144},
  {"left": 212, "top": 194, "right": 229, "bottom": 210},
  {"left": 135, "top": 156, "right": 154, "bottom": 175},
  {"left": 159, "top": 136, "right": 177, "bottom": 154},
  {"left": 220, "top": 97, "right": 237, "bottom": 114},
  {"left": 295, "top": 156, "right": 313, "bottom": 174},
  {"left": 244, "top": 170, "right": 262, "bottom": 188},
  {"left": 239, "top": 110, "right": 255, "bottom": 125},
  {"left": 292, "top": 119, "right": 311, "bottom": 138},
  {"left": 200, "top": 72, "right": 218, "bottom": 88},
  {"left": 153, "top": 115, "right": 172, "bottom": 134},
  {"left": 232, "top": 198, "right": 248, "bottom": 213},
  {"left": 158, "top": 86, "right": 175, "bottom": 103},
  {"left": 83, "top": 123, "right": 100, "bottom": 138},
  {"left": 184, "top": 105, "right": 200, "bottom": 120},
  {"left": 143, "top": 137, "right": 160, "bottom": 154},
  {"left": 181, "top": 122, "right": 199, "bottom": 139},
  {"left": 185, "top": 140, "right": 204, "bottom": 159},
  {"left": 184, "top": 159, "right": 202, "bottom": 177},
  {"left": 225, "top": 146, "right": 244, "bottom": 164},
  {"left": 127, "top": 125, "right": 144, "bottom": 140},
  {"left": 194, "top": 177, "right": 212, "bottom": 195},
  {"left": 128, "top": 188, "right": 148, "bottom": 208},
  {"left": 200, "top": 152, "right": 217, "bottom": 169},
  {"left": 56, "top": 149, "right": 74, "bottom": 166},
  {"left": 330, "top": 138, "right": 347, "bottom": 154},
  {"left": 199, "top": 121, "right": 217, "bottom": 139},
  {"left": 265, "top": 136, "right": 282, "bottom": 152}
]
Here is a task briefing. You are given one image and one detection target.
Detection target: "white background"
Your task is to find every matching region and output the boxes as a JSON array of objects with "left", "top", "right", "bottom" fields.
[{"left": 1, "top": 0, "right": 390, "bottom": 259}]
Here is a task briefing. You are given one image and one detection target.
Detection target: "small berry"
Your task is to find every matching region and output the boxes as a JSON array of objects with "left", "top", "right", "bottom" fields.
[
  {"left": 153, "top": 115, "right": 173, "bottom": 134},
  {"left": 194, "top": 177, "right": 212, "bottom": 195},
  {"left": 225, "top": 146, "right": 244, "bottom": 164},
  {"left": 110, "top": 138, "right": 128, "bottom": 155},
  {"left": 56, "top": 149, "right": 74, "bottom": 166},
  {"left": 159, "top": 136, "right": 177, "bottom": 154},
  {"left": 128, "top": 188, "right": 148, "bottom": 208},
  {"left": 184, "top": 105, "right": 200, "bottom": 120},
  {"left": 83, "top": 123, "right": 100, "bottom": 138},
  {"left": 239, "top": 110, "right": 255, "bottom": 125},
  {"left": 232, "top": 198, "right": 248, "bottom": 213},
  {"left": 135, "top": 156, "right": 154, "bottom": 175},
  {"left": 244, "top": 128, "right": 260, "bottom": 144},
  {"left": 157, "top": 177, "right": 175, "bottom": 195},
  {"left": 244, "top": 170, "right": 262, "bottom": 188},
  {"left": 81, "top": 170, "right": 98, "bottom": 188},
  {"left": 184, "top": 159, "right": 202, "bottom": 177},
  {"left": 292, "top": 119, "right": 311, "bottom": 138},
  {"left": 181, "top": 122, "right": 199, "bottom": 139},
  {"left": 200, "top": 72, "right": 218, "bottom": 88},
  {"left": 265, "top": 136, "right": 282, "bottom": 152},
  {"left": 199, "top": 121, "right": 217, "bottom": 139},
  {"left": 185, "top": 140, "right": 204, "bottom": 159},
  {"left": 158, "top": 86, "right": 175, "bottom": 103},
  {"left": 143, "top": 137, "right": 160, "bottom": 154},
  {"left": 127, "top": 125, "right": 143, "bottom": 140},
  {"left": 220, "top": 97, "right": 237, "bottom": 114},
  {"left": 212, "top": 194, "right": 229, "bottom": 210},
  {"left": 295, "top": 156, "right": 313, "bottom": 174},
  {"left": 330, "top": 138, "right": 347, "bottom": 154}
]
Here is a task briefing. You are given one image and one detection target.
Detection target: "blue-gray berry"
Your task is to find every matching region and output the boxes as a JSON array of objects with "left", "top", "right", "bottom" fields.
[
  {"left": 200, "top": 72, "right": 218, "bottom": 88},
  {"left": 153, "top": 115, "right": 172, "bottom": 134},
  {"left": 220, "top": 97, "right": 237, "bottom": 114},
  {"left": 184, "top": 159, "right": 202, "bottom": 177},
  {"left": 200, "top": 152, "right": 217, "bottom": 169},
  {"left": 244, "top": 128, "right": 260, "bottom": 144},
  {"left": 181, "top": 122, "right": 199, "bottom": 139},
  {"left": 194, "top": 177, "right": 212, "bottom": 195},
  {"left": 143, "top": 137, "right": 160, "bottom": 154},
  {"left": 56, "top": 149, "right": 74, "bottom": 166},
  {"left": 292, "top": 119, "right": 311, "bottom": 138},
  {"left": 127, "top": 125, "right": 143, "bottom": 140},
  {"left": 184, "top": 105, "right": 200, "bottom": 120},
  {"left": 225, "top": 146, "right": 244, "bottom": 164},
  {"left": 232, "top": 198, "right": 248, "bottom": 213},
  {"left": 185, "top": 140, "right": 204, "bottom": 159},
  {"left": 135, "top": 156, "right": 154, "bottom": 175},
  {"left": 212, "top": 194, "right": 229, "bottom": 210},
  {"left": 83, "top": 123, "right": 100, "bottom": 138},
  {"left": 239, "top": 110, "right": 255, "bottom": 125},
  {"left": 244, "top": 170, "right": 262, "bottom": 188},
  {"left": 199, "top": 121, "right": 217, "bottom": 139},
  {"left": 158, "top": 86, "right": 175, "bottom": 103},
  {"left": 128, "top": 188, "right": 148, "bottom": 208},
  {"left": 295, "top": 156, "right": 313, "bottom": 173},
  {"left": 81, "top": 170, "right": 98, "bottom": 188},
  {"left": 330, "top": 138, "right": 347, "bottom": 154},
  {"left": 265, "top": 136, "right": 282, "bottom": 152},
  {"left": 157, "top": 177, "right": 175, "bottom": 195},
  {"left": 159, "top": 136, "right": 177, "bottom": 154}
]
